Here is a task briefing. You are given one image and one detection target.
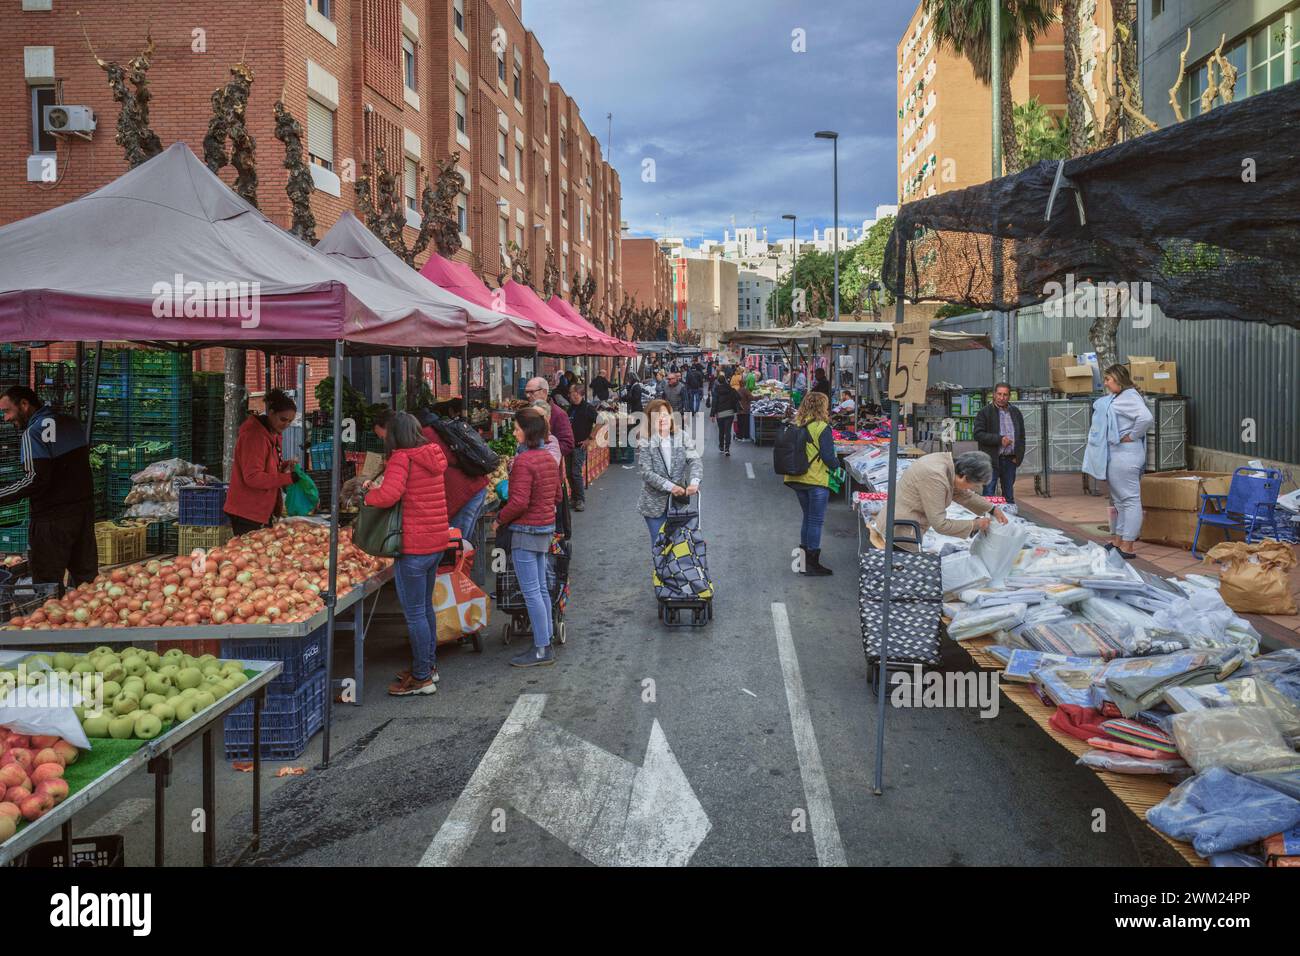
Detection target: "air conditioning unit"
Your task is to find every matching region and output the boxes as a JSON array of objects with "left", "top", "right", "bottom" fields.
[{"left": 43, "top": 105, "right": 96, "bottom": 135}]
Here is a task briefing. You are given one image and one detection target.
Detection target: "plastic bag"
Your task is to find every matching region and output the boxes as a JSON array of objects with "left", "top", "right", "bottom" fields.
[
  {"left": 1170, "top": 706, "right": 1300, "bottom": 774},
  {"left": 947, "top": 602, "right": 1027, "bottom": 641},
  {"left": 970, "top": 517, "right": 1028, "bottom": 586},
  {"left": 1012, "top": 547, "right": 1095, "bottom": 580},
  {"left": 942, "top": 552, "right": 990, "bottom": 597},
  {"left": 1147, "top": 766, "right": 1300, "bottom": 857},
  {"left": 284, "top": 466, "right": 320, "bottom": 517},
  {"left": 0, "top": 671, "right": 92, "bottom": 750},
  {"left": 130, "top": 457, "right": 206, "bottom": 484},
  {"left": 1077, "top": 749, "right": 1191, "bottom": 777}
]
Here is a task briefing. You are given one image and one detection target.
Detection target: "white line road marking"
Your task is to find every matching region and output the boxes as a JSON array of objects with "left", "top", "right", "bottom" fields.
[
  {"left": 420, "top": 694, "right": 545, "bottom": 867},
  {"left": 770, "top": 602, "right": 847, "bottom": 867},
  {"left": 84, "top": 797, "right": 151, "bottom": 836},
  {"left": 745, "top": 462, "right": 755, "bottom": 479}
]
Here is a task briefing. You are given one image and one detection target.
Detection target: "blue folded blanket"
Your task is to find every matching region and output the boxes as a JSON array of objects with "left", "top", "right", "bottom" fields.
[{"left": 1147, "top": 767, "right": 1300, "bottom": 857}]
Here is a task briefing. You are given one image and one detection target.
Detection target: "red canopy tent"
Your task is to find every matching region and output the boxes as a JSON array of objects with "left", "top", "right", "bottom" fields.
[
  {"left": 546, "top": 296, "right": 635, "bottom": 357},
  {"left": 500, "top": 280, "right": 603, "bottom": 357}
]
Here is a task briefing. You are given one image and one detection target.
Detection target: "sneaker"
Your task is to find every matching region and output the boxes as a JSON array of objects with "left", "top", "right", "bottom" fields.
[
  {"left": 388, "top": 674, "right": 436, "bottom": 696},
  {"left": 395, "top": 667, "right": 440, "bottom": 683},
  {"left": 573, "top": 500, "right": 586, "bottom": 512},
  {"left": 510, "top": 645, "right": 555, "bottom": 668}
]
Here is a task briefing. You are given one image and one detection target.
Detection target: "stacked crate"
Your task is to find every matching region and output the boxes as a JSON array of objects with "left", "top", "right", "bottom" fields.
[
  {"left": 221, "top": 629, "right": 328, "bottom": 760},
  {"left": 191, "top": 371, "right": 225, "bottom": 475},
  {"left": 0, "top": 348, "right": 30, "bottom": 554},
  {"left": 33, "top": 359, "right": 88, "bottom": 416},
  {"left": 129, "top": 350, "right": 192, "bottom": 460}
]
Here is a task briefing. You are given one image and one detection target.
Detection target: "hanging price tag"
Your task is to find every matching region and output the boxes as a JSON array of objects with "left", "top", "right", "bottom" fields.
[{"left": 888, "top": 319, "right": 931, "bottom": 405}]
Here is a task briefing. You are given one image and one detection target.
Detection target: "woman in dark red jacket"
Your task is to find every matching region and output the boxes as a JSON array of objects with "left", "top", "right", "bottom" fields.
[
  {"left": 363, "top": 412, "right": 451, "bottom": 696},
  {"left": 223, "top": 389, "right": 298, "bottom": 535},
  {"left": 497, "top": 407, "right": 563, "bottom": 668}
]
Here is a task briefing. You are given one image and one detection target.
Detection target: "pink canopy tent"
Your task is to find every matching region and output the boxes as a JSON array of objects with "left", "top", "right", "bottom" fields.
[
  {"left": 0, "top": 144, "right": 465, "bottom": 352},
  {"left": 416, "top": 253, "right": 543, "bottom": 354},
  {"left": 317, "top": 213, "right": 535, "bottom": 350},
  {"left": 499, "top": 280, "right": 602, "bottom": 357},
  {"left": 546, "top": 295, "right": 635, "bottom": 357}
]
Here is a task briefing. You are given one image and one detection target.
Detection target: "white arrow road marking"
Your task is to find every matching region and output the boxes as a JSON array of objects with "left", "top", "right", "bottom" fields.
[
  {"left": 421, "top": 694, "right": 710, "bottom": 867},
  {"left": 745, "top": 462, "right": 755, "bottom": 479},
  {"left": 771, "top": 602, "right": 847, "bottom": 866}
]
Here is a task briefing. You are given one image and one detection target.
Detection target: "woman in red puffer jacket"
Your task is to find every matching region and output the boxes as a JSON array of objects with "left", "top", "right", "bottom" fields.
[{"left": 362, "top": 412, "right": 451, "bottom": 696}]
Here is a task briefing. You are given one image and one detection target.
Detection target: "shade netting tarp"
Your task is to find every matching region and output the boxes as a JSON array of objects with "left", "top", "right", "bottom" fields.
[{"left": 883, "top": 81, "right": 1300, "bottom": 328}]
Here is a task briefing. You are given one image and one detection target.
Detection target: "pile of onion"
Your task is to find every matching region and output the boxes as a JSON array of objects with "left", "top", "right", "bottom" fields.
[{"left": 3, "top": 524, "right": 389, "bottom": 631}]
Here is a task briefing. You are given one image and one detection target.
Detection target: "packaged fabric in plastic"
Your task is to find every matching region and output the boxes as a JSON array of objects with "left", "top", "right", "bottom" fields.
[
  {"left": 946, "top": 602, "right": 1027, "bottom": 641},
  {"left": 1079, "top": 595, "right": 1157, "bottom": 641},
  {"left": 1020, "top": 620, "right": 1127, "bottom": 659},
  {"left": 1041, "top": 583, "right": 1091, "bottom": 605},
  {"left": 1024, "top": 603, "right": 1070, "bottom": 626},
  {"left": 1103, "top": 650, "right": 1237, "bottom": 718},
  {"left": 1149, "top": 586, "right": 1261, "bottom": 656},
  {"left": 1147, "top": 766, "right": 1300, "bottom": 857},
  {"left": 1003, "top": 649, "right": 1093, "bottom": 682},
  {"left": 969, "top": 517, "right": 1028, "bottom": 586},
  {"left": 1077, "top": 749, "right": 1191, "bottom": 776},
  {"left": 1164, "top": 678, "right": 1300, "bottom": 747},
  {"left": 1171, "top": 706, "right": 1300, "bottom": 774},
  {"left": 958, "top": 587, "right": 1044, "bottom": 608},
  {"left": 941, "top": 551, "right": 990, "bottom": 598},
  {"left": 1012, "top": 547, "right": 1096, "bottom": 580},
  {"left": 984, "top": 645, "right": 1015, "bottom": 665},
  {"left": 1034, "top": 660, "right": 1106, "bottom": 708}
]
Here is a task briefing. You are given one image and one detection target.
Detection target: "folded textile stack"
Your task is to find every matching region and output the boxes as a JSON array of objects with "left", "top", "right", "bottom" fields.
[
  {"left": 1020, "top": 619, "right": 1128, "bottom": 660},
  {"left": 948, "top": 602, "right": 1028, "bottom": 641}
]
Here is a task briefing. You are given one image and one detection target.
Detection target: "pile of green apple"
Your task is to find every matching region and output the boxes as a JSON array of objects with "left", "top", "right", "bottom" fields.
[{"left": 14, "top": 647, "right": 250, "bottom": 742}]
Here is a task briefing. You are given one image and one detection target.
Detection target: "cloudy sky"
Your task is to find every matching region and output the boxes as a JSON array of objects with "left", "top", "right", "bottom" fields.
[{"left": 526, "top": 0, "right": 918, "bottom": 246}]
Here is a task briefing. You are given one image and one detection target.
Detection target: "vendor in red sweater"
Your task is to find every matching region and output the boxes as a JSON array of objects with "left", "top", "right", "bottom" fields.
[
  {"left": 223, "top": 389, "right": 299, "bottom": 536},
  {"left": 374, "top": 407, "right": 490, "bottom": 541},
  {"left": 497, "top": 407, "right": 564, "bottom": 668}
]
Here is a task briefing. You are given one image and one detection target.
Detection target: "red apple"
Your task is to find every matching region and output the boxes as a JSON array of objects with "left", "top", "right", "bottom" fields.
[
  {"left": 30, "top": 735, "right": 59, "bottom": 750},
  {"left": 51, "top": 741, "right": 78, "bottom": 766},
  {"left": 4, "top": 785, "right": 30, "bottom": 804},
  {"left": 0, "top": 764, "right": 25, "bottom": 789},
  {"left": 33, "top": 748, "right": 62, "bottom": 768},
  {"left": 30, "top": 762, "right": 62, "bottom": 785},
  {"left": 2, "top": 749, "right": 33, "bottom": 773},
  {"left": 4, "top": 734, "right": 30, "bottom": 750},
  {"left": 35, "top": 779, "right": 68, "bottom": 804},
  {"left": 19, "top": 795, "right": 45, "bottom": 821},
  {"left": 0, "top": 814, "right": 14, "bottom": 841},
  {"left": 0, "top": 801, "right": 19, "bottom": 822}
]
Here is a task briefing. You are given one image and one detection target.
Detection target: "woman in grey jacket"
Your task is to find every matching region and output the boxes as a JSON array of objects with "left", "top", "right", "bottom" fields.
[{"left": 637, "top": 398, "right": 703, "bottom": 546}]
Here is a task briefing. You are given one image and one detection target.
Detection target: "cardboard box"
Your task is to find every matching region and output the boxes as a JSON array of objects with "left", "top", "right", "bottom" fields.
[
  {"left": 1139, "top": 509, "right": 1228, "bottom": 550},
  {"left": 1050, "top": 365, "right": 1094, "bottom": 394},
  {"left": 1131, "top": 360, "right": 1178, "bottom": 394},
  {"left": 1048, "top": 353, "right": 1079, "bottom": 371},
  {"left": 1140, "top": 471, "right": 1232, "bottom": 512},
  {"left": 360, "top": 451, "right": 385, "bottom": 480}
]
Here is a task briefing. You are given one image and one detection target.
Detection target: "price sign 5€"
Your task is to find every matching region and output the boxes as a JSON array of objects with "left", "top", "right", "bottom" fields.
[{"left": 888, "top": 319, "right": 931, "bottom": 405}]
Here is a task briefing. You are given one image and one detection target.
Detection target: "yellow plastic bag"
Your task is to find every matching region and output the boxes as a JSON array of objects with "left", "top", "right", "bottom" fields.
[{"left": 1202, "top": 540, "right": 1297, "bottom": 615}]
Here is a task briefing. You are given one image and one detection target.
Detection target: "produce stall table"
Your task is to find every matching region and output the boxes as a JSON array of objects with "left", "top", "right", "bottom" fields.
[
  {"left": 0, "top": 654, "right": 283, "bottom": 867},
  {"left": 0, "top": 564, "right": 393, "bottom": 707}
]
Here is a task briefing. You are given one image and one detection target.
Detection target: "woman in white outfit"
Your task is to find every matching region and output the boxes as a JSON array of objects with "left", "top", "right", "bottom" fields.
[{"left": 1100, "top": 364, "right": 1153, "bottom": 557}]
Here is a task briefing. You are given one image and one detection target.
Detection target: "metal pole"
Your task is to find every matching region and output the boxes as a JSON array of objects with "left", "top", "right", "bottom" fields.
[
  {"left": 791, "top": 218, "right": 798, "bottom": 322},
  {"left": 873, "top": 228, "right": 908, "bottom": 796},
  {"left": 74, "top": 342, "right": 84, "bottom": 422},
  {"left": 832, "top": 137, "right": 840, "bottom": 322},
  {"left": 321, "top": 339, "right": 343, "bottom": 769},
  {"left": 85, "top": 342, "right": 103, "bottom": 444},
  {"left": 991, "top": 0, "right": 1002, "bottom": 178}
]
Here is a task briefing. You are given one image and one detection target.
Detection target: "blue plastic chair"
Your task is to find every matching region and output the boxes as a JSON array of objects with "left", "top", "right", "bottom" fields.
[{"left": 1192, "top": 466, "right": 1284, "bottom": 557}]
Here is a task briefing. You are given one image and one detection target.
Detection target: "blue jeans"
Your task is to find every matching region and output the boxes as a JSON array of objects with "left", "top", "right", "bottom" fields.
[
  {"left": 393, "top": 550, "right": 444, "bottom": 680},
  {"left": 512, "top": 548, "right": 553, "bottom": 648},
  {"left": 450, "top": 487, "right": 488, "bottom": 542},
  {"left": 793, "top": 485, "right": 829, "bottom": 550},
  {"left": 983, "top": 455, "right": 1018, "bottom": 503},
  {"left": 645, "top": 513, "right": 666, "bottom": 547},
  {"left": 687, "top": 388, "right": 703, "bottom": 413}
]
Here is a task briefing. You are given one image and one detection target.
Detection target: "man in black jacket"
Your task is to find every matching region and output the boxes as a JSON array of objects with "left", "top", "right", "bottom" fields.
[
  {"left": 567, "top": 384, "right": 599, "bottom": 511},
  {"left": 685, "top": 363, "right": 705, "bottom": 414},
  {"left": 0, "top": 386, "right": 98, "bottom": 588},
  {"left": 973, "top": 382, "right": 1025, "bottom": 505}
]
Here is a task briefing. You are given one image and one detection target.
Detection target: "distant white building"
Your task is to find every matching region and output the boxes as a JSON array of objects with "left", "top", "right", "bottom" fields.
[{"left": 737, "top": 270, "right": 776, "bottom": 330}]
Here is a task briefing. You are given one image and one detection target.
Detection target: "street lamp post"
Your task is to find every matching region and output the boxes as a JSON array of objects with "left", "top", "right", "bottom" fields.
[
  {"left": 782, "top": 213, "right": 797, "bottom": 324},
  {"left": 815, "top": 131, "right": 840, "bottom": 321}
]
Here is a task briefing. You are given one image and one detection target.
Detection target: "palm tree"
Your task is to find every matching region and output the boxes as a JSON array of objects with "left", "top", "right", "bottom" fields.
[{"left": 925, "top": 0, "right": 1055, "bottom": 174}]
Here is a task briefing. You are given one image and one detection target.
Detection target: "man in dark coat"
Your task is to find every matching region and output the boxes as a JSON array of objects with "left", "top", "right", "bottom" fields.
[{"left": 973, "top": 382, "right": 1026, "bottom": 504}]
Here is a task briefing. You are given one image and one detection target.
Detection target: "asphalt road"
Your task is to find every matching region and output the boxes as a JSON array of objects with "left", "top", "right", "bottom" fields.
[{"left": 54, "top": 419, "right": 1184, "bottom": 867}]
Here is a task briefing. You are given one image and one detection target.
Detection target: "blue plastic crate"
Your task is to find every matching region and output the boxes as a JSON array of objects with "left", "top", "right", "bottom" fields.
[
  {"left": 223, "top": 669, "right": 326, "bottom": 761},
  {"left": 307, "top": 440, "right": 334, "bottom": 471},
  {"left": 0, "top": 524, "right": 29, "bottom": 554},
  {"left": 178, "top": 484, "right": 229, "bottom": 526},
  {"left": 220, "top": 625, "right": 326, "bottom": 690}
]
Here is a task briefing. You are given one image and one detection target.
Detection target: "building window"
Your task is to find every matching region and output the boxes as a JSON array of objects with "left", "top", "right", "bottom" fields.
[
  {"left": 379, "top": 356, "right": 392, "bottom": 397},
  {"left": 404, "top": 157, "right": 418, "bottom": 212},
  {"left": 515, "top": 224, "right": 524, "bottom": 250},
  {"left": 453, "top": 0, "right": 464, "bottom": 33},
  {"left": 31, "top": 86, "right": 57, "bottom": 154},
  {"left": 498, "top": 129, "right": 508, "bottom": 173},
  {"left": 497, "top": 45, "right": 507, "bottom": 84},
  {"left": 560, "top": 191, "right": 568, "bottom": 223},
  {"left": 1152, "top": 0, "right": 1163, "bottom": 16},
  {"left": 1249, "top": 17, "right": 1286, "bottom": 95},
  {"left": 306, "top": 97, "right": 335, "bottom": 171},
  {"left": 456, "top": 194, "right": 468, "bottom": 234},
  {"left": 513, "top": 64, "right": 522, "bottom": 101},
  {"left": 455, "top": 87, "right": 468, "bottom": 134},
  {"left": 515, "top": 143, "right": 524, "bottom": 182},
  {"left": 499, "top": 216, "right": 509, "bottom": 262},
  {"left": 307, "top": 0, "right": 331, "bottom": 18},
  {"left": 402, "top": 36, "right": 417, "bottom": 92}
]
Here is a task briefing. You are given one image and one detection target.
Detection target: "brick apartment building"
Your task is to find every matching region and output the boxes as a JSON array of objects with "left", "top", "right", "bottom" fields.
[
  {"left": 2, "top": 0, "right": 622, "bottom": 399},
  {"left": 897, "top": 0, "right": 1114, "bottom": 201},
  {"left": 620, "top": 236, "right": 673, "bottom": 319}
]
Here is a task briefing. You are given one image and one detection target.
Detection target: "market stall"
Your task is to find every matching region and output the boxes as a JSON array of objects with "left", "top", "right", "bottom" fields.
[{"left": 0, "top": 143, "right": 475, "bottom": 770}]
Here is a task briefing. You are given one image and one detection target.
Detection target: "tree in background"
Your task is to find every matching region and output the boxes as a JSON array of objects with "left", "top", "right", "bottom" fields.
[
  {"left": 542, "top": 246, "right": 561, "bottom": 299},
  {"left": 273, "top": 100, "right": 317, "bottom": 244},
  {"left": 1013, "top": 97, "right": 1071, "bottom": 165},
  {"left": 82, "top": 25, "right": 163, "bottom": 169},
  {"left": 840, "top": 216, "right": 895, "bottom": 315},
  {"left": 926, "top": 0, "right": 1055, "bottom": 174}
]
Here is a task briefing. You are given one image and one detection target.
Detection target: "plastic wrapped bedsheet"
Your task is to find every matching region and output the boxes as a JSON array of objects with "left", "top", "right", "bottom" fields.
[
  {"left": 1079, "top": 596, "right": 1158, "bottom": 642},
  {"left": 941, "top": 551, "right": 990, "bottom": 597},
  {"left": 969, "top": 517, "right": 1028, "bottom": 587},
  {"left": 1102, "top": 650, "right": 1242, "bottom": 719},
  {"left": 1170, "top": 706, "right": 1300, "bottom": 774},
  {"left": 958, "top": 587, "right": 1045, "bottom": 608},
  {"left": 1024, "top": 603, "right": 1070, "bottom": 626},
  {"left": 1077, "top": 749, "right": 1192, "bottom": 777},
  {"left": 947, "top": 602, "right": 1027, "bottom": 641},
  {"left": 1146, "top": 766, "right": 1300, "bottom": 857},
  {"left": 1034, "top": 660, "right": 1107, "bottom": 708},
  {"left": 1012, "top": 547, "right": 1096, "bottom": 581},
  {"left": 1020, "top": 619, "right": 1127, "bottom": 659},
  {"left": 1150, "top": 586, "right": 1261, "bottom": 656},
  {"left": 1164, "top": 677, "right": 1300, "bottom": 746}
]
